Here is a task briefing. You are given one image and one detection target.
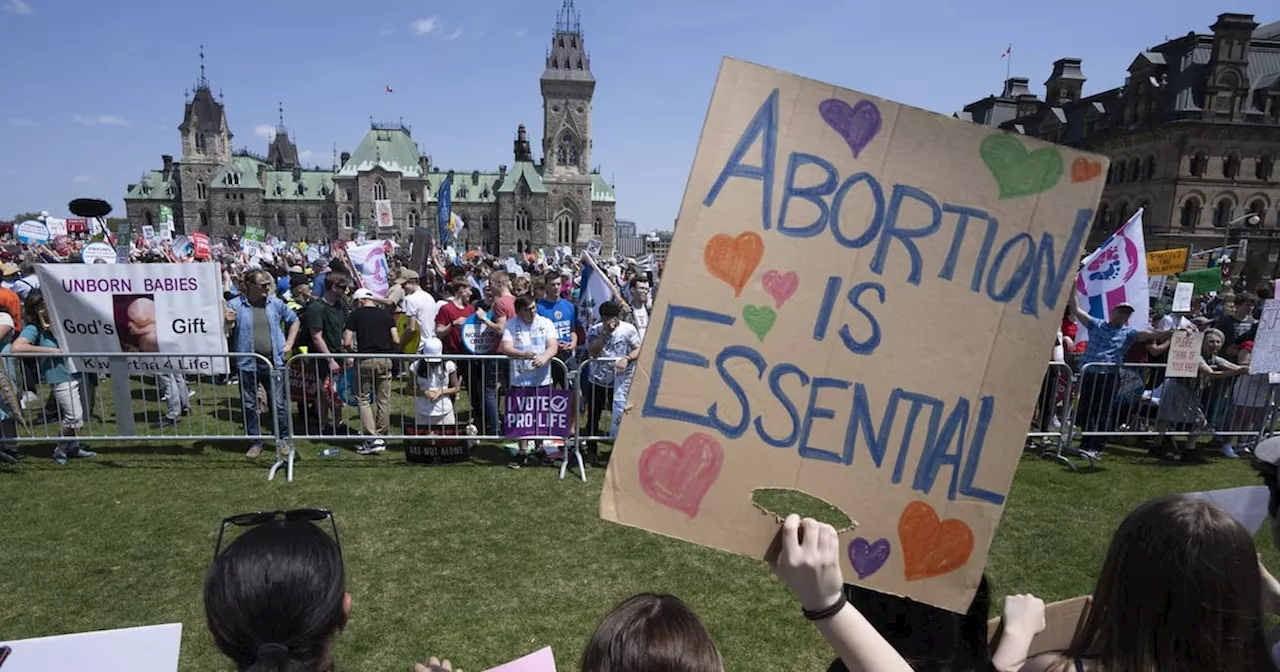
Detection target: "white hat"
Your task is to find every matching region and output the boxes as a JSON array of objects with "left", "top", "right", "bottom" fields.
[
  {"left": 420, "top": 336, "right": 444, "bottom": 363},
  {"left": 352, "top": 288, "right": 375, "bottom": 301}
]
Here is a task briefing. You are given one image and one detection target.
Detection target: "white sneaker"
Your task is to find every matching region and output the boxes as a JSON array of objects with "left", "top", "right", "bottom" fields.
[{"left": 356, "top": 440, "right": 386, "bottom": 455}]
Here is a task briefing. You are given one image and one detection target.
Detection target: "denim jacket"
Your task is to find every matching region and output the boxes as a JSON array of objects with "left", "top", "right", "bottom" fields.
[{"left": 229, "top": 295, "right": 297, "bottom": 370}]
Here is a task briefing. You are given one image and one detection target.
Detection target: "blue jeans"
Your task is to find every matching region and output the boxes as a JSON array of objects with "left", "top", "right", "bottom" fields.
[
  {"left": 238, "top": 363, "right": 289, "bottom": 441},
  {"left": 610, "top": 371, "right": 633, "bottom": 438}
]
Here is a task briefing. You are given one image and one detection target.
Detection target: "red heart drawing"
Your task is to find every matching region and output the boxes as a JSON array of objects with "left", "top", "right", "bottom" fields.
[
  {"left": 761, "top": 270, "right": 799, "bottom": 309},
  {"left": 638, "top": 433, "right": 725, "bottom": 518},
  {"left": 897, "top": 500, "right": 974, "bottom": 581},
  {"left": 703, "top": 232, "right": 764, "bottom": 297},
  {"left": 1070, "top": 157, "right": 1103, "bottom": 183}
]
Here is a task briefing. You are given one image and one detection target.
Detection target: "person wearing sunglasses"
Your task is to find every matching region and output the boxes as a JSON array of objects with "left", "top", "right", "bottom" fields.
[{"left": 226, "top": 268, "right": 299, "bottom": 459}]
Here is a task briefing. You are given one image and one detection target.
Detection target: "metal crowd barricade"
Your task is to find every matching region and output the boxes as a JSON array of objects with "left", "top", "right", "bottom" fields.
[
  {"left": 1025, "top": 362, "right": 1075, "bottom": 467},
  {"left": 573, "top": 356, "right": 630, "bottom": 462},
  {"left": 0, "top": 351, "right": 278, "bottom": 446}
]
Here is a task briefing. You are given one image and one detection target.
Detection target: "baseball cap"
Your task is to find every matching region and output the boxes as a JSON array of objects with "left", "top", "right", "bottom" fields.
[
  {"left": 1113, "top": 302, "right": 1136, "bottom": 313},
  {"left": 399, "top": 269, "right": 420, "bottom": 282},
  {"left": 352, "top": 288, "right": 375, "bottom": 301}
]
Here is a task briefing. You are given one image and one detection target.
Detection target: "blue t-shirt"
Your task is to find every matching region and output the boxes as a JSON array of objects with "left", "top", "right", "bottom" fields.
[
  {"left": 537, "top": 298, "right": 576, "bottom": 345},
  {"left": 18, "top": 324, "right": 70, "bottom": 384},
  {"left": 1081, "top": 315, "right": 1138, "bottom": 366}
]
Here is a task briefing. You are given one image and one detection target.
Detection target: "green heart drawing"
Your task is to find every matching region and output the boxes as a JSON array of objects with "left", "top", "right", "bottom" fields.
[
  {"left": 742, "top": 304, "right": 777, "bottom": 342},
  {"left": 979, "top": 134, "right": 1064, "bottom": 200}
]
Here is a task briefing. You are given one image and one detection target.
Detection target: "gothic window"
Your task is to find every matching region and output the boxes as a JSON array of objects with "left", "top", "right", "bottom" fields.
[
  {"left": 321, "top": 211, "right": 334, "bottom": 233},
  {"left": 144, "top": 211, "right": 154, "bottom": 227},
  {"left": 296, "top": 182, "right": 306, "bottom": 196},
  {"left": 555, "top": 211, "right": 577, "bottom": 244},
  {"left": 1096, "top": 203, "right": 1110, "bottom": 228},
  {"left": 517, "top": 181, "right": 531, "bottom": 200},
  {"left": 373, "top": 179, "right": 387, "bottom": 200},
  {"left": 1250, "top": 199, "right": 1267, "bottom": 226},
  {"left": 299, "top": 212, "right": 309, "bottom": 231},
  {"left": 343, "top": 209, "right": 354, "bottom": 228},
  {"left": 1180, "top": 198, "right": 1201, "bottom": 228},
  {"left": 1190, "top": 152, "right": 1208, "bottom": 177},
  {"left": 516, "top": 209, "right": 531, "bottom": 232},
  {"left": 199, "top": 211, "right": 208, "bottom": 229},
  {"left": 1128, "top": 160, "right": 1141, "bottom": 182},
  {"left": 195, "top": 133, "right": 206, "bottom": 150},
  {"left": 1224, "top": 153, "right": 1241, "bottom": 179},
  {"left": 557, "top": 133, "right": 578, "bottom": 166},
  {"left": 410, "top": 190, "right": 418, "bottom": 203},
  {"left": 1143, "top": 156, "right": 1156, "bottom": 180},
  {"left": 274, "top": 184, "right": 284, "bottom": 196},
  {"left": 236, "top": 211, "right": 246, "bottom": 228},
  {"left": 197, "top": 183, "right": 207, "bottom": 200},
  {"left": 1113, "top": 159, "right": 1126, "bottom": 183},
  {"left": 273, "top": 211, "right": 283, "bottom": 230},
  {"left": 1258, "top": 155, "right": 1275, "bottom": 181},
  {"left": 480, "top": 214, "right": 489, "bottom": 231},
  {"left": 1213, "top": 198, "right": 1232, "bottom": 227},
  {"left": 344, "top": 188, "right": 353, "bottom": 202},
  {"left": 1115, "top": 201, "right": 1129, "bottom": 225},
  {"left": 593, "top": 217, "right": 603, "bottom": 236},
  {"left": 408, "top": 210, "right": 419, "bottom": 227},
  {"left": 226, "top": 211, "right": 235, "bottom": 228}
]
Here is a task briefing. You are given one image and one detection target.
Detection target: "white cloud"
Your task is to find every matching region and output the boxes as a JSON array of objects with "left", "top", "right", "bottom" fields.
[
  {"left": 299, "top": 150, "right": 315, "bottom": 162},
  {"left": 72, "top": 175, "right": 94, "bottom": 184},
  {"left": 411, "top": 17, "right": 438, "bottom": 35},
  {"left": 446, "top": 27, "right": 463, "bottom": 40},
  {"left": 254, "top": 124, "right": 276, "bottom": 140},
  {"left": 6, "top": 118, "right": 34, "bottom": 127},
  {"left": 2, "top": 0, "right": 33, "bottom": 16},
  {"left": 514, "top": 27, "right": 529, "bottom": 38},
  {"left": 72, "top": 114, "right": 129, "bottom": 127}
]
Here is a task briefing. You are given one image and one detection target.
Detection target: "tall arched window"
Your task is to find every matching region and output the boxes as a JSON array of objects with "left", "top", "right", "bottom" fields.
[
  {"left": 144, "top": 210, "right": 154, "bottom": 227},
  {"left": 555, "top": 211, "right": 577, "bottom": 244},
  {"left": 274, "top": 211, "right": 284, "bottom": 230},
  {"left": 1224, "top": 153, "right": 1241, "bottom": 179},
  {"left": 321, "top": 211, "right": 334, "bottom": 233},
  {"left": 1096, "top": 203, "right": 1110, "bottom": 228},
  {"left": 343, "top": 209, "right": 354, "bottom": 228},
  {"left": 299, "top": 212, "right": 309, "bottom": 231},
  {"left": 557, "top": 133, "right": 578, "bottom": 166},
  {"left": 1259, "top": 155, "right": 1275, "bottom": 181},
  {"left": 1143, "top": 156, "right": 1156, "bottom": 180},
  {"left": 235, "top": 211, "right": 246, "bottom": 228},
  {"left": 226, "top": 211, "right": 235, "bottom": 228},
  {"left": 593, "top": 217, "right": 603, "bottom": 236},
  {"left": 480, "top": 214, "right": 489, "bottom": 231},
  {"left": 1128, "top": 160, "right": 1141, "bottom": 182},
  {"left": 344, "top": 188, "right": 353, "bottom": 202},
  {"left": 1113, "top": 159, "right": 1126, "bottom": 184},
  {"left": 373, "top": 179, "right": 387, "bottom": 200},
  {"left": 408, "top": 210, "right": 419, "bottom": 227},
  {"left": 1250, "top": 199, "right": 1267, "bottom": 226},
  {"left": 199, "top": 211, "right": 208, "bottom": 229},
  {"left": 1214, "top": 199, "right": 1233, "bottom": 227},
  {"left": 1180, "top": 198, "right": 1201, "bottom": 228},
  {"left": 1191, "top": 152, "right": 1208, "bottom": 177},
  {"left": 516, "top": 209, "right": 530, "bottom": 232}
]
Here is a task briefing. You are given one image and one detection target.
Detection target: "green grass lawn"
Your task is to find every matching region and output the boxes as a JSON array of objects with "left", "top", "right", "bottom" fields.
[{"left": 1, "top": 381, "right": 1277, "bottom": 670}]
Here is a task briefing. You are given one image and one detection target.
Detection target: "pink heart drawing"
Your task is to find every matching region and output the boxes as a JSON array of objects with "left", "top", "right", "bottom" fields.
[
  {"left": 761, "top": 270, "right": 799, "bottom": 309},
  {"left": 638, "top": 433, "right": 725, "bottom": 519},
  {"left": 819, "top": 98, "right": 882, "bottom": 159}
]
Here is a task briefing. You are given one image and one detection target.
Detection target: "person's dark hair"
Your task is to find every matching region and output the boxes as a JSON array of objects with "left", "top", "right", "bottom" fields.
[
  {"left": 448, "top": 278, "right": 471, "bottom": 297},
  {"left": 514, "top": 294, "right": 536, "bottom": 313},
  {"left": 204, "top": 521, "right": 346, "bottom": 672},
  {"left": 599, "top": 301, "right": 622, "bottom": 319},
  {"left": 581, "top": 593, "right": 722, "bottom": 672},
  {"left": 328, "top": 258, "right": 348, "bottom": 276},
  {"left": 544, "top": 270, "right": 563, "bottom": 285},
  {"left": 829, "top": 575, "right": 991, "bottom": 672},
  {"left": 629, "top": 274, "right": 650, "bottom": 288},
  {"left": 323, "top": 272, "right": 352, "bottom": 293},
  {"left": 23, "top": 293, "right": 47, "bottom": 330},
  {"left": 1236, "top": 292, "right": 1258, "bottom": 308},
  {"left": 1057, "top": 494, "right": 1271, "bottom": 672},
  {"left": 1258, "top": 285, "right": 1274, "bottom": 301}
]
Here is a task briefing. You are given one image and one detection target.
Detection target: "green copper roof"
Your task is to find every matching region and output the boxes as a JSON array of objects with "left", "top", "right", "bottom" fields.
[
  {"left": 497, "top": 161, "right": 546, "bottom": 194},
  {"left": 425, "top": 171, "right": 502, "bottom": 204},
  {"left": 264, "top": 170, "right": 336, "bottom": 201},
  {"left": 338, "top": 126, "right": 422, "bottom": 177},
  {"left": 124, "top": 171, "right": 176, "bottom": 200},
  {"left": 210, "top": 155, "right": 267, "bottom": 189},
  {"left": 590, "top": 173, "right": 615, "bottom": 203}
]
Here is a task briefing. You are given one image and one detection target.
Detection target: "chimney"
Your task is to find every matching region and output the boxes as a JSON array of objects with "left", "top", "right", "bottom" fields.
[
  {"left": 161, "top": 154, "right": 173, "bottom": 177},
  {"left": 340, "top": 151, "right": 351, "bottom": 167},
  {"left": 292, "top": 166, "right": 302, "bottom": 181},
  {"left": 499, "top": 165, "right": 507, "bottom": 178},
  {"left": 472, "top": 170, "right": 480, "bottom": 185},
  {"left": 1002, "top": 77, "right": 1031, "bottom": 99},
  {"left": 419, "top": 155, "right": 430, "bottom": 173}
]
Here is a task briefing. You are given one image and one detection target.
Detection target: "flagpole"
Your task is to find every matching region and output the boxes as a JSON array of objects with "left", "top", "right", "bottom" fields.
[{"left": 1005, "top": 44, "right": 1012, "bottom": 84}]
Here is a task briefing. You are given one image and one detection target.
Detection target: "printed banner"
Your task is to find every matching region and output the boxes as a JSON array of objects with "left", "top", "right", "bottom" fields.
[
  {"left": 35, "top": 263, "right": 229, "bottom": 374},
  {"left": 505, "top": 388, "right": 573, "bottom": 439},
  {"left": 600, "top": 58, "right": 1107, "bottom": 613},
  {"left": 374, "top": 200, "right": 394, "bottom": 229},
  {"left": 1146, "top": 247, "right": 1187, "bottom": 276},
  {"left": 191, "top": 232, "right": 211, "bottom": 260},
  {"left": 346, "top": 241, "right": 391, "bottom": 296}
]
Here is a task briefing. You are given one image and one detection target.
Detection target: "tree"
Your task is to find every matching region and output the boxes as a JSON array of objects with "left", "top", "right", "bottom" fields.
[{"left": 10, "top": 212, "right": 41, "bottom": 223}]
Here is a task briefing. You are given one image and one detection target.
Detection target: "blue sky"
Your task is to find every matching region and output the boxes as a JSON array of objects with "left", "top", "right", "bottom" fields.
[{"left": 0, "top": 0, "right": 1270, "bottom": 231}]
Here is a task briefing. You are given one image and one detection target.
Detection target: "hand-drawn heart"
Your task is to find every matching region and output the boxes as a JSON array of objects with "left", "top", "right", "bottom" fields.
[
  {"left": 638, "top": 433, "right": 725, "bottom": 519},
  {"left": 898, "top": 501, "right": 974, "bottom": 582},
  {"left": 761, "top": 270, "right": 799, "bottom": 309},
  {"left": 703, "top": 232, "right": 764, "bottom": 297},
  {"left": 848, "top": 537, "right": 891, "bottom": 580},
  {"left": 979, "top": 134, "right": 1064, "bottom": 200},
  {"left": 742, "top": 305, "right": 776, "bottom": 341},
  {"left": 819, "top": 98, "right": 882, "bottom": 159},
  {"left": 1070, "top": 157, "right": 1103, "bottom": 183}
]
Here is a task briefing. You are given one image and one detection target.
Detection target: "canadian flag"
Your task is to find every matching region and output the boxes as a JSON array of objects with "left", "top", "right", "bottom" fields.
[
  {"left": 386, "top": 85, "right": 393, "bottom": 94},
  {"left": 1001, "top": 44, "right": 1012, "bottom": 58}
]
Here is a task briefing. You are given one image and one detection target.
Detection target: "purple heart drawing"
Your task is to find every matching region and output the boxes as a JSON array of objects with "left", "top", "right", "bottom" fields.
[
  {"left": 848, "top": 537, "right": 891, "bottom": 580},
  {"left": 819, "top": 98, "right": 882, "bottom": 159}
]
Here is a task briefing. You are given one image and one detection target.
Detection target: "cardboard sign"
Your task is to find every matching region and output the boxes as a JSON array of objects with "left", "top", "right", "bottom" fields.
[
  {"left": 505, "top": 388, "right": 573, "bottom": 438},
  {"left": 1165, "top": 330, "right": 1204, "bottom": 378},
  {"left": 0, "top": 623, "right": 182, "bottom": 671},
  {"left": 1251, "top": 299, "right": 1280, "bottom": 374},
  {"left": 1145, "top": 247, "right": 1187, "bottom": 276},
  {"left": 599, "top": 58, "right": 1107, "bottom": 612},
  {"left": 987, "top": 596, "right": 1089, "bottom": 657},
  {"left": 1172, "top": 282, "right": 1194, "bottom": 312},
  {"left": 404, "top": 424, "right": 471, "bottom": 464}
]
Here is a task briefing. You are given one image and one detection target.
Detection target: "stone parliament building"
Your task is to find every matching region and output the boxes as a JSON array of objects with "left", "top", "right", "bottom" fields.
[
  {"left": 958, "top": 13, "right": 1280, "bottom": 281},
  {"left": 124, "top": 0, "right": 617, "bottom": 256}
]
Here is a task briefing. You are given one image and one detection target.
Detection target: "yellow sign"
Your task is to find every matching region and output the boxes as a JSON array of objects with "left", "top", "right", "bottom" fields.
[{"left": 1147, "top": 248, "right": 1188, "bottom": 276}]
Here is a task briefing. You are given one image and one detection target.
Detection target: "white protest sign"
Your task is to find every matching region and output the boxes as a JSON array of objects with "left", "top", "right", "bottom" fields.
[
  {"left": 1165, "top": 329, "right": 1204, "bottom": 378},
  {"left": 35, "top": 262, "right": 229, "bottom": 374},
  {"left": 1172, "top": 282, "right": 1194, "bottom": 312},
  {"left": 0, "top": 623, "right": 181, "bottom": 672},
  {"left": 44, "top": 217, "right": 68, "bottom": 237},
  {"left": 601, "top": 58, "right": 1108, "bottom": 612},
  {"left": 80, "top": 241, "right": 117, "bottom": 264},
  {"left": 1148, "top": 275, "right": 1167, "bottom": 299},
  {"left": 461, "top": 313, "right": 498, "bottom": 354},
  {"left": 15, "top": 220, "right": 49, "bottom": 245},
  {"left": 1250, "top": 299, "right": 1280, "bottom": 374}
]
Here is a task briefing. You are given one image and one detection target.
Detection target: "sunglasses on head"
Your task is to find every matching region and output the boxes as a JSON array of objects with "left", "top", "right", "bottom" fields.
[{"left": 213, "top": 508, "right": 341, "bottom": 561}]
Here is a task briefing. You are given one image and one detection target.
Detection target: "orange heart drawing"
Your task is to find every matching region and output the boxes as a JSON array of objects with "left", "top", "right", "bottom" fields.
[
  {"left": 1070, "top": 157, "right": 1103, "bottom": 183},
  {"left": 703, "top": 232, "right": 765, "bottom": 297},
  {"left": 898, "top": 500, "right": 974, "bottom": 582}
]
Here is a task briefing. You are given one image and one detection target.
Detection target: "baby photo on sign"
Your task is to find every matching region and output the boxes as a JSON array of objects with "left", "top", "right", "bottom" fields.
[{"left": 114, "top": 294, "right": 159, "bottom": 353}]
